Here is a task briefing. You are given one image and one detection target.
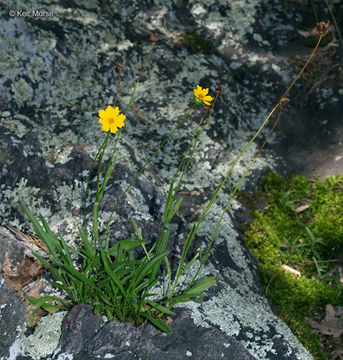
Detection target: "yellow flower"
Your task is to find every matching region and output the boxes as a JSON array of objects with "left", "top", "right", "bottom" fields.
[
  {"left": 98, "top": 106, "right": 126, "bottom": 133},
  {"left": 193, "top": 85, "right": 214, "bottom": 106}
]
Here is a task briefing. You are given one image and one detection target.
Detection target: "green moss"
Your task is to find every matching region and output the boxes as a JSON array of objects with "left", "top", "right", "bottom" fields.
[
  {"left": 240, "top": 171, "right": 343, "bottom": 360},
  {"left": 180, "top": 30, "right": 210, "bottom": 55}
]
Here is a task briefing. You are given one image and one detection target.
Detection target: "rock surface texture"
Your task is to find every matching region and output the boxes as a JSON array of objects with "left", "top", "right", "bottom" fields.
[{"left": 1, "top": 0, "right": 342, "bottom": 359}]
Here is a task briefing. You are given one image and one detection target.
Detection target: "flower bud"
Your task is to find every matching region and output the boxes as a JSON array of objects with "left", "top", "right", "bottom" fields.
[
  {"left": 150, "top": 32, "right": 159, "bottom": 44},
  {"left": 215, "top": 85, "right": 222, "bottom": 95},
  {"left": 316, "top": 21, "right": 329, "bottom": 36},
  {"left": 279, "top": 95, "right": 289, "bottom": 107},
  {"left": 115, "top": 63, "right": 123, "bottom": 75},
  {"left": 193, "top": 96, "right": 203, "bottom": 106}
]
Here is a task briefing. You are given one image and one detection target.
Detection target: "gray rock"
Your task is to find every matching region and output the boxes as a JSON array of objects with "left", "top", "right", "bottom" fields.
[
  {"left": 0, "top": 260, "right": 26, "bottom": 360},
  {"left": 58, "top": 304, "right": 104, "bottom": 355},
  {"left": 1, "top": 0, "right": 341, "bottom": 359},
  {"left": 55, "top": 306, "right": 256, "bottom": 360}
]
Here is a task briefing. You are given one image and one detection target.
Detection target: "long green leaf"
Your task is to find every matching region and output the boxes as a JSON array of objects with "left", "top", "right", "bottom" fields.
[
  {"left": 26, "top": 295, "right": 70, "bottom": 313},
  {"left": 171, "top": 197, "right": 183, "bottom": 219},
  {"left": 32, "top": 252, "right": 67, "bottom": 286},
  {"left": 60, "top": 262, "right": 110, "bottom": 305},
  {"left": 136, "top": 277, "right": 161, "bottom": 295},
  {"left": 134, "top": 252, "right": 168, "bottom": 287},
  {"left": 78, "top": 226, "right": 95, "bottom": 257},
  {"left": 162, "top": 293, "right": 204, "bottom": 307},
  {"left": 186, "top": 276, "right": 217, "bottom": 295},
  {"left": 100, "top": 249, "right": 127, "bottom": 298},
  {"left": 159, "top": 228, "right": 171, "bottom": 255},
  {"left": 164, "top": 256, "right": 172, "bottom": 297},
  {"left": 163, "top": 181, "right": 174, "bottom": 224},
  {"left": 58, "top": 229, "right": 73, "bottom": 267},
  {"left": 26, "top": 294, "right": 68, "bottom": 307},
  {"left": 61, "top": 262, "right": 95, "bottom": 288},
  {"left": 150, "top": 227, "right": 171, "bottom": 282},
  {"left": 21, "top": 203, "right": 59, "bottom": 260},
  {"left": 39, "top": 214, "right": 61, "bottom": 250},
  {"left": 130, "top": 217, "right": 143, "bottom": 241},
  {"left": 109, "top": 239, "right": 145, "bottom": 254},
  {"left": 140, "top": 312, "right": 171, "bottom": 333},
  {"left": 165, "top": 197, "right": 183, "bottom": 224},
  {"left": 133, "top": 279, "right": 150, "bottom": 293},
  {"left": 171, "top": 225, "right": 197, "bottom": 295},
  {"left": 180, "top": 252, "right": 200, "bottom": 277},
  {"left": 146, "top": 300, "right": 176, "bottom": 315},
  {"left": 130, "top": 217, "right": 150, "bottom": 260}
]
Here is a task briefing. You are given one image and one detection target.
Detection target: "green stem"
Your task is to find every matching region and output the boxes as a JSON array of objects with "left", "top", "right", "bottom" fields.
[
  {"left": 159, "top": 93, "right": 220, "bottom": 259},
  {"left": 187, "top": 106, "right": 285, "bottom": 289},
  {"left": 92, "top": 201, "right": 100, "bottom": 250},
  {"left": 102, "top": 105, "right": 196, "bottom": 249},
  {"left": 168, "top": 97, "right": 221, "bottom": 297},
  {"left": 183, "top": 37, "right": 325, "bottom": 288},
  {"left": 170, "top": 110, "right": 209, "bottom": 205},
  {"left": 196, "top": 102, "right": 279, "bottom": 233},
  {"left": 92, "top": 131, "right": 120, "bottom": 249},
  {"left": 171, "top": 102, "right": 280, "bottom": 294},
  {"left": 96, "top": 133, "right": 110, "bottom": 195},
  {"left": 98, "top": 132, "right": 121, "bottom": 201},
  {"left": 83, "top": 135, "right": 109, "bottom": 232},
  {"left": 190, "top": 137, "right": 266, "bottom": 287},
  {"left": 156, "top": 109, "right": 209, "bottom": 254},
  {"left": 90, "top": 40, "right": 157, "bottom": 249}
]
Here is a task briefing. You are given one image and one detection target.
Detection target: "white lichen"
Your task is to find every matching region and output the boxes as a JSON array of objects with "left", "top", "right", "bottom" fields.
[{"left": 20, "top": 311, "right": 67, "bottom": 359}]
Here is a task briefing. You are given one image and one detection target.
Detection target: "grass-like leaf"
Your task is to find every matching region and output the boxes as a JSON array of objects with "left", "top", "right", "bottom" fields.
[
  {"left": 186, "top": 276, "right": 217, "bottom": 295},
  {"left": 146, "top": 299, "right": 176, "bottom": 315},
  {"left": 141, "top": 312, "right": 171, "bottom": 333}
]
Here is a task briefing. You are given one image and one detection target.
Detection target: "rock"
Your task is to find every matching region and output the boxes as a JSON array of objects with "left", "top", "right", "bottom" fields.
[
  {"left": 0, "top": 265, "right": 26, "bottom": 360},
  {"left": 1, "top": 0, "right": 341, "bottom": 359},
  {"left": 54, "top": 306, "right": 255, "bottom": 360},
  {"left": 144, "top": 308, "right": 256, "bottom": 360},
  {"left": 58, "top": 304, "right": 104, "bottom": 355},
  {"left": 20, "top": 312, "right": 67, "bottom": 360}
]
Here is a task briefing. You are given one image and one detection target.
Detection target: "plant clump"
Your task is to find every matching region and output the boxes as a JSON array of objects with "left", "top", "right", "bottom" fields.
[{"left": 17, "top": 22, "right": 331, "bottom": 336}]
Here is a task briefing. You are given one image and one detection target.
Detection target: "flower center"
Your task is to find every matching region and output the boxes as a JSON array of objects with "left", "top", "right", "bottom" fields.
[{"left": 108, "top": 117, "right": 114, "bottom": 125}]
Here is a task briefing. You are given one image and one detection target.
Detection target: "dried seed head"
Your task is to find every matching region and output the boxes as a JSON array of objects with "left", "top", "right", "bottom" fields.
[
  {"left": 150, "top": 32, "right": 159, "bottom": 44},
  {"left": 215, "top": 85, "right": 222, "bottom": 95},
  {"left": 316, "top": 21, "right": 330, "bottom": 36},
  {"left": 115, "top": 63, "right": 123, "bottom": 75},
  {"left": 279, "top": 95, "right": 289, "bottom": 107},
  {"left": 203, "top": 104, "right": 211, "bottom": 111}
]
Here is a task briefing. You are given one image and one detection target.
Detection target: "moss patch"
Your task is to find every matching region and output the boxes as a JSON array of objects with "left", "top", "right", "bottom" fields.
[
  {"left": 239, "top": 171, "right": 343, "bottom": 360},
  {"left": 179, "top": 30, "right": 211, "bottom": 55}
]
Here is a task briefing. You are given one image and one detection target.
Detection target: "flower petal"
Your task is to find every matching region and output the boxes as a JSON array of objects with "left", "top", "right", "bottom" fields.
[
  {"left": 102, "top": 124, "right": 110, "bottom": 132},
  {"left": 110, "top": 125, "right": 118, "bottom": 133},
  {"left": 112, "top": 106, "right": 120, "bottom": 116},
  {"left": 203, "top": 95, "right": 213, "bottom": 102},
  {"left": 116, "top": 114, "right": 126, "bottom": 128},
  {"left": 99, "top": 109, "right": 106, "bottom": 119}
]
